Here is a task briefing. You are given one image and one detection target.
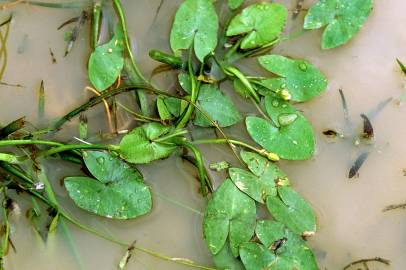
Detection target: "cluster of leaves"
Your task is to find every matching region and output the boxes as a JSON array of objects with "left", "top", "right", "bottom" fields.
[{"left": 0, "top": 0, "right": 374, "bottom": 269}]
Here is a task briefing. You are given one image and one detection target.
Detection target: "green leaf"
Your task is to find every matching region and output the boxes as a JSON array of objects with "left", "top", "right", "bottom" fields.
[
  {"left": 157, "top": 96, "right": 173, "bottom": 121},
  {"left": 228, "top": 0, "right": 243, "bottom": 10},
  {"left": 164, "top": 97, "right": 187, "bottom": 117},
  {"left": 64, "top": 151, "right": 152, "bottom": 219},
  {"left": 245, "top": 114, "right": 315, "bottom": 160},
  {"left": 240, "top": 150, "right": 287, "bottom": 181},
  {"left": 239, "top": 242, "right": 276, "bottom": 270},
  {"left": 178, "top": 73, "right": 192, "bottom": 94},
  {"left": 258, "top": 55, "right": 328, "bottom": 102},
  {"left": 203, "top": 179, "right": 256, "bottom": 256},
  {"left": 119, "top": 123, "right": 178, "bottom": 164},
  {"left": 213, "top": 242, "right": 244, "bottom": 270},
  {"left": 226, "top": 3, "right": 287, "bottom": 49},
  {"left": 266, "top": 186, "right": 317, "bottom": 235},
  {"left": 229, "top": 167, "right": 276, "bottom": 203},
  {"left": 303, "top": 0, "right": 373, "bottom": 49},
  {"left": 240, "top": 220, "right": 318, "bottom": 270},
  {"left": 194, "top": 84, "right": 242, "bottom": 127},
  {"left": 229, "top": 150, "right": 289, "bottom": 202},
  {"left": 88, "top": 25, "right": 124, "bottom": 91},
  {"left": 233, "top": 79, "right": 251, "bottom": 99},
  {"left": 170, "top": 0, "right": 218, "bottom": 62},
  {"left": 255, "top": 220, "right": 319, "bottom": 270}
]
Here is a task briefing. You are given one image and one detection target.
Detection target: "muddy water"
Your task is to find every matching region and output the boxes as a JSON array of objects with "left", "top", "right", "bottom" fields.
[{"left": 1, "top": 0, "right": 406, "bottom": 269}]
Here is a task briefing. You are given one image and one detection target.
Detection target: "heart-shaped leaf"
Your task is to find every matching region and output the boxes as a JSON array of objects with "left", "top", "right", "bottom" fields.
[
  {"left": 203, "top": 179, "right": 256, "bottom": 256},
  {"left": 170, "top": 0, "right": 218, "bottom": 62},
  {"left": 88, "top": 26, "right": 124, "bottom": 91},
  {"left": 119, "top": 123, "right": 178, "bottom": 164},
  {"left": 240, "top": 220, "right": 318, "bottom": 270},
  {"left": 226, "top": 3, "right": 287, "bottom": 49},
  {"left": 194, "top": 84, "right": 241, "bottom": 127},
  {"left": 245, "top": 116, "right": 315, "bottom": 160},
  {"left": 266, "top": 186, "right": 317, "bottom": 235},
  {"left": 303, "top": 0, "right": 373, "bottom": 49},
  {"left": 64, "top": 151, "right": 152, "bottom": 219},
  {"left": 258, "top": 55, "right": 328, "bottom": 102}
]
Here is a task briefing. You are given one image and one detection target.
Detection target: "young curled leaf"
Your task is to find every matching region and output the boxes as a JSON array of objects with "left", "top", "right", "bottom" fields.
[
  {"left": 258, "top": 55, "right": 328, "bottom": 102},
  {"left": 64, "top": 151, "right": 152, "bottom": 219},
  {"left": 303, "top": 0, "right": 373, "bottom": 49},
  {"left": 226, "top": 3, "right": 287, "bottom": 50},
  {"left": 119, "top": 123, "right": 179, "bottom": 164},
  {"left": 170, "top": 0, "right": 218, "bottom": 62}
]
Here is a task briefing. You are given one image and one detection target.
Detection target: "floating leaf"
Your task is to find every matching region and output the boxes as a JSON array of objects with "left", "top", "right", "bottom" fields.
[
  {"left": 246, "top": 115, "right": 315, "bottom": 160},
  {"left": 226, "top": 3, "right": 287, "bottom": 49},
  {"left": 229, "top": 151, "right": 289, "bottom": 202},
  {"left": 266, "top": 186, "right": 316, "bottom": 235},
  {"left": 258, "top": 55, "right": 328, "bottom": 102},
  {"left": 303, "top": 0, "right": 373, "bottom": 49},
  {"left": 119, "top": 123, "right": 178, "bottom": 164},
  {"left": 239, "top": 242, "right": 276, "bottom": 270},
  {"left": 64, "top": 151, "right": 152, "bottom": 219},
  {"left": 213, "top": 242, "right": 244, "bottom": 270},
  {"left": 88, "top": 25, "right": 124, "bottom": 91},
  {"left": 228, "top": 0, "right": 244, "bottom": 10},
  {"left": 194, "top": 84, "right": 241, "bottom": 127},
  {"left": 164, "top": 97, "right": 187, "bottom": 117},
  {"left": 203, "top": 179, "right": 256, "bottom": 256},
  {"left": 240, "top": 220, "right": 318, "bottom": 270},
  {"left": 240, "top": 150, "right": 287, "bottom": 181},
  {"left": 170, "top": 0, "right": 219, "bottom": 62},
  {"left": 229, "top": 167, "right": 276, "bottom": 203}
]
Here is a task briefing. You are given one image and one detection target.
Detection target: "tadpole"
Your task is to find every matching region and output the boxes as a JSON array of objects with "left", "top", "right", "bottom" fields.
[{"left": 348, "top": 152, "right": 370, "bottom": 179}]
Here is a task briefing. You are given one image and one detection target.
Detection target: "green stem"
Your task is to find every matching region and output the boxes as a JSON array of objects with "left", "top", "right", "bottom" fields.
[
  {"left": 0, "top": 140, "right": 63, "bottom": 148},
  {"left": 91, "top": 0, "right": 102, "bottom": 49},
  {"left": 224, "top": 66, "right": 260, "bottom": 103},
  {"left": 191, "top": 138, "right": 279, "bottom": 161},
  {"left": 153, "top": 129, "right": 188, "bottom": 143},
  {"left": 149, "top": 49, "right": 183, "bottom": 69},
  {"left": 176, "top": 48, "right": 199, "bottom": 129},
  {"left": 112, "top": 0, "right": 147, "bottom": 84},
  {"left": 0, "top": 162, "right": 217, "bottom": 270},
  {"left": 177, "top": 140, "right": 209, "bottom": 196},
  {"left": 37, "top": 144, "right": 118, "bottom": 157},
  {"left": 117, "top": 102, "right": 162, "bottom": 123}
]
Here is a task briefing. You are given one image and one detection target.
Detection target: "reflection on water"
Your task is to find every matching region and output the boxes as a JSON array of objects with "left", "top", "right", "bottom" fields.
[{"left": 1, "top": 0, "right": 406, "bottom": 269}]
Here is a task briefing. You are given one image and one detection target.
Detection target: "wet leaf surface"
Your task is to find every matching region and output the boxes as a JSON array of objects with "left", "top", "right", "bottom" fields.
[
  {"left": 226, "top": 3, "right": 287, "bottom": 49},
  {"left": 258, "top": 55, "right": 328, "bottom": 102},
  {"left": 119, "top": 123, "right": 178, "bottom": 164},
  {"left": 88, "top": 25, "right": 124, "bottom": 91},
  {"left": 240, "top": 220, "right": 318, "bottom": 270},
  {"left": 303, "top": 0, "right": 373, "bottom": 49},
  {"left": 246, "top": 96, "right": 315, "bottom": 160},
  {"left": 194, "top": 84, "right": 241, "bottom": 127},
  {"left": 203, "top": 179, "right": 256, "bottom": 256},
  {"left": 170, "top": 0, "right": 218, "bottom": 61},
  {"left": 65, "top": 151, "right": 152, "bottom": 219},
  {"left": 266, "top": 186, "right": 317, "bottom": 235}
]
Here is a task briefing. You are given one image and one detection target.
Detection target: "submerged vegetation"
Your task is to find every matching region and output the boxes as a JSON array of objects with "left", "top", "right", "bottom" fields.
[{"left": 0, "top": 0, "right": 375, "bottom": 269}]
